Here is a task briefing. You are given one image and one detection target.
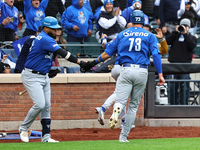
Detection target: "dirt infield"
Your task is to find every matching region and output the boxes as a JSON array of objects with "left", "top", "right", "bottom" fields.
[{"left": 1, "top": 126, "right": 200, "bottom": 143}]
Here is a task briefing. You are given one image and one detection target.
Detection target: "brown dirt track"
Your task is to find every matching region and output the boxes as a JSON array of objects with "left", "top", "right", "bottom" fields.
[{"left": 1, "top": 126, "right": 200, "bottom": 143}]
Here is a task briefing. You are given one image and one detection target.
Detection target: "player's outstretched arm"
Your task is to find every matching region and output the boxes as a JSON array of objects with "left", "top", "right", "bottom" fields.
[
  {"left": 54, "top": 48, "right": 84, "bottom": 66},
  {"left": 80, "top": 52, "right": 111, "bottom": 73}
]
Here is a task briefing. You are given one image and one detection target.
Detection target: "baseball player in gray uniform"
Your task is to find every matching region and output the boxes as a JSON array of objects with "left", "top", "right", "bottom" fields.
[
  {"left": 19, "top": 16, "right": 86, "bottom": 143},
  {"left": 80, "top": 10, "right": 165, "bottom": 142}
]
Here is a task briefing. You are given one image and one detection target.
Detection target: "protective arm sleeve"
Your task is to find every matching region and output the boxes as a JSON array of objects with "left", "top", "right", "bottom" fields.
[
  {"left": 55, "top": 48, "right": 77, "bottom": 63},
  {"left": 153, "top": 53, "right": 162, "bottom": 74}
]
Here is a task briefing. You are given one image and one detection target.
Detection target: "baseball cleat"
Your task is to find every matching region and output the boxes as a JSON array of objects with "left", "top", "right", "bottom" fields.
[
  {"left": 95, "top": 107, "right": 105, "bottom": 125},
  {"left": 46, "top": 138, "right": 59, "bottom": 142},
  {"left": 119, "top": 139, "right": 130, "bottom": 143},
  {"left": 109, "top": 107, "right": 121, "bottom": 129},
  {"left": 20, "top": 131, "right": 29, "bottom": 142}
]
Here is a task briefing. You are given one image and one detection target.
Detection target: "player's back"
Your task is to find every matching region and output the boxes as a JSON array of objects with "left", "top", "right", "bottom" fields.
[{"left": 116, "top": 27, "right": 159, "bottom": 66}]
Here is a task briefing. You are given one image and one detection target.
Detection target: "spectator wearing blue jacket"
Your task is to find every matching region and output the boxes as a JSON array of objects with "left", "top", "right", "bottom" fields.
[
  {"left": 23, "top": 0, "right": 49, "bottom": 37},
  {"left": 61, "top": 0, "right": 93, "bottom": 43},
  {"left": 0, "top": 0, "right": 18, "bottom": 42},
  {"left": 64, "top": 0, "right": 94, "bottom": 16},
  {"left": 122, "top": 0, "right": 149, "bottom": 26}
]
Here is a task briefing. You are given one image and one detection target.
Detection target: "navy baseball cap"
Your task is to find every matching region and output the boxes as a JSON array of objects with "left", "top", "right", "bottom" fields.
[{"left": 130, "top": 10, "right": 144, "bottom": 24}]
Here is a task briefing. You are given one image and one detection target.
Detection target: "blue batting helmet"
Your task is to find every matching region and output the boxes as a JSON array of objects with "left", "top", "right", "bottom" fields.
[
  {"left": 130, "top": 10, "right": 144, "bottom": 24},
  {"left": 42, "top": 16, "right": 61, "bottom": 29},
  {"left": 132, "top": 0, "right": 142, "bottom": 5}
]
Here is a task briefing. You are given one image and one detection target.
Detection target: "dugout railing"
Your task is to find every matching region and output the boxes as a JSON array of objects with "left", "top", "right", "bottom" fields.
[{"left": 145, "top": 63, "right": 200, "bottom": 118}]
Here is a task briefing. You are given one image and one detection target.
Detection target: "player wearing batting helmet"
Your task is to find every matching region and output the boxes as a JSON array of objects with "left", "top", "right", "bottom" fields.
[
  {"left": 81, "top": 10, "right": 165, "bottom": 142},
  {"left": 19, "top": 16, "right": 86, "bottom": 143}
]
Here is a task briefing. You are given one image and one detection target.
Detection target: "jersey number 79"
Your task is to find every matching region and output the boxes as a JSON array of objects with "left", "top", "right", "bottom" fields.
[{"left": 128, "top": 38, "right": 141, "bottom": 52}]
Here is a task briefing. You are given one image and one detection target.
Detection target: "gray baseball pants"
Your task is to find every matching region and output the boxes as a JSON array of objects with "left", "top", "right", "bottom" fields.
[
  {"left": 19, "top": 68, "right": 51, "bottom": 141},
  {"left": 113, "top": 66, "right": 148, "bottom": 140}
]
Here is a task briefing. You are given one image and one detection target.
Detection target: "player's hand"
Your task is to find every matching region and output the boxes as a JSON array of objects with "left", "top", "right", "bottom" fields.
[
  {"left": 154, "top": 28, "right": 163, "bottom": 39},
  {"left": 73, "top": 25, "right": 79, "bottom": 31},
  {"left": 48, "top": 68, "right": 61, "bottom": 78},
  {"left": 80, "top": 60, "right": 98, "bottom": 73},
  {"left": 157, "top": 73, "right": 165, "bottom": 86}
]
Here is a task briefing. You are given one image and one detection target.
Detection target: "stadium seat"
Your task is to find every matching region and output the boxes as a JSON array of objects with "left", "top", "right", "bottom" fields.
[
  {"left": 66, "top": 42, "right": 84, "bottom": 56},
  {"left": 83, "top": 42, "right": 103, "bottom": 58},
  {"left": 89, "top": 35, "right": 98, "bottom": 42}
]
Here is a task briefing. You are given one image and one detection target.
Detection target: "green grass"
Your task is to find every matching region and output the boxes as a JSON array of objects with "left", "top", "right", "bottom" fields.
[{"left": 0, "top": 138, "right": 200, "bottom": 150}]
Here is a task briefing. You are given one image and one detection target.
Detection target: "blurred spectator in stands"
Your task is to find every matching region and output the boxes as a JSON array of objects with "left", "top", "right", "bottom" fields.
[
  {"left": 14, "top": 0, "right": 24, "bottom": 17},
  {"left": 166, "top": 18, "right": 197, "bottom": 105},
  {"left": 0, "top": 0, "right": 18, "bottom": 42},
  {"left": 91, "top": 0, "right": 126, "bottom": 15},
  {"left": 158, "top": 0, "right": 179, "bottom": 35},
  {"left": 45, "top": 0, "right": 65, "bottom": 18},
  {"left": 14, "top": 26, "right": 42, "bottom": 73},
  {"left": 177, "top": 0, "right": 200, "bottom": 35},
  {"left": 122, "top": 0, "right": 149, "bottom": 27},
  {"left": 0, "top": 55, "right": 11, "bottom": 73},
  {"left": 23, "top": 0, "right": 49, "bottom": 37},
  {"left": 64, "top": 0, "right": 94, "bottom": 18},
  {"left": 16, "top": 11, "right": 27, "bottom": 39},
  {"left": 61, "top": 0, "right": 93, "bottom": 43},
  {"left": 96, "top": 0, "right": 126, "bottom": 43},
  {"left": 55, "top": 28, "right": 67, "bottom": 49}
]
